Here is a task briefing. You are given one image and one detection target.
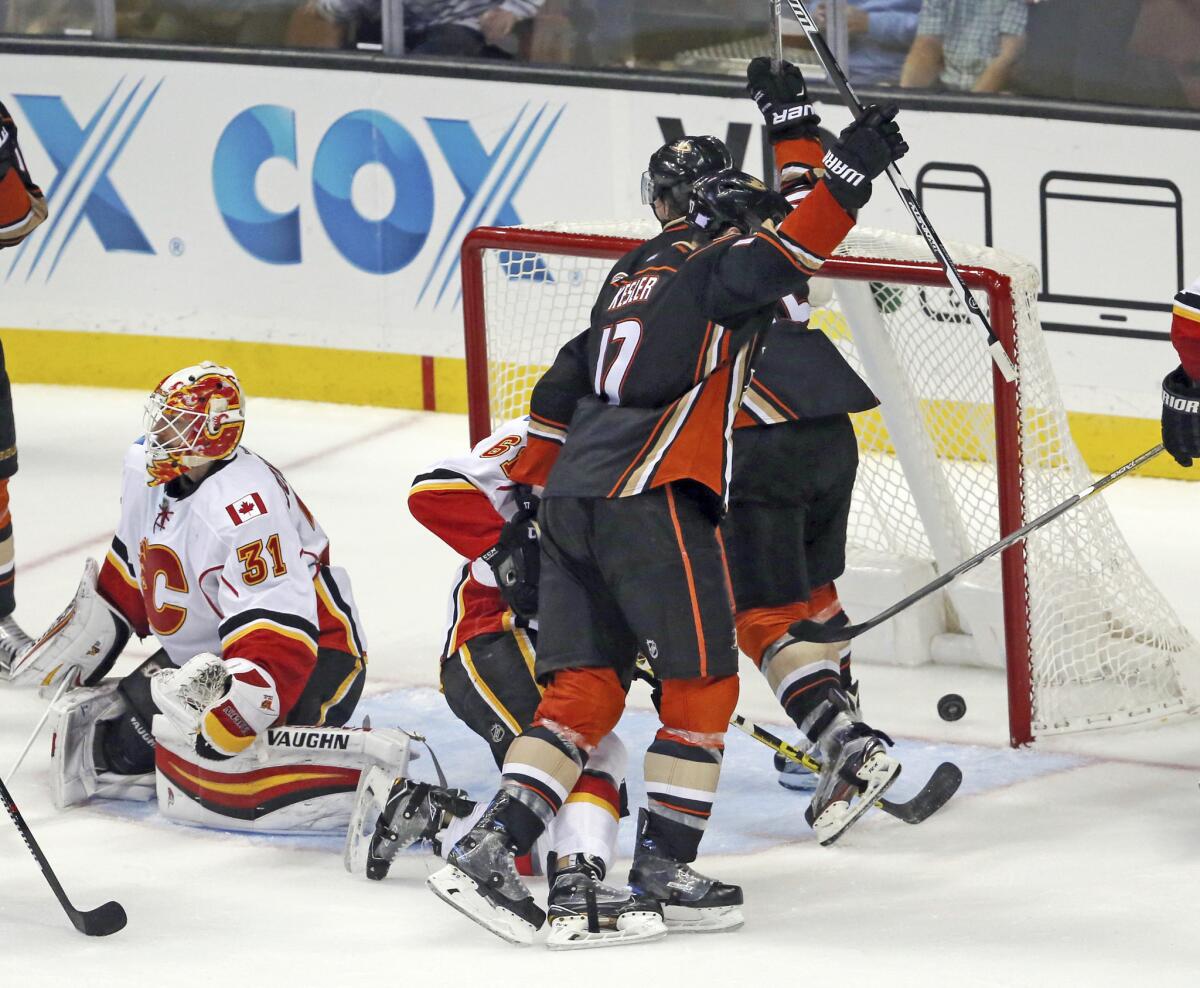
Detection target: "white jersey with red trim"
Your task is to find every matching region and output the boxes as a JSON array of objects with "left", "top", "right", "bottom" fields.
[
  {"left": 407, "top": 418, "right": 535, "bottom": 659},
  {"left": 98, "top": 442, "right": 366, "bottom": 718}
]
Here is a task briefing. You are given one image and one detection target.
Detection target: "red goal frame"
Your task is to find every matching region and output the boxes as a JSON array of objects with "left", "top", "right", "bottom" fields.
[{"left": 461, "top": 225, "right": 1033, "bottom": 746}]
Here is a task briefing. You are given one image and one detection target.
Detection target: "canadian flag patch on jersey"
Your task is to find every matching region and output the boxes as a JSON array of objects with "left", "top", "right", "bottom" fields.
[{"left": 225, "top": 492, "right": 268, "bottom": 525}]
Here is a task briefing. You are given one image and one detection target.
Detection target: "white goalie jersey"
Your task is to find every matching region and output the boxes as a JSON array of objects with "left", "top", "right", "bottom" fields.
[{"left": 97, "top": 441, "right": 365, "bottom": 718}]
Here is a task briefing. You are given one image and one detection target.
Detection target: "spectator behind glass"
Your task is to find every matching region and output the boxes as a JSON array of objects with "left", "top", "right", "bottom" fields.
[
  {"left": 816, "top": 0, "right": 920, "bottom": 86},
  {"left": 1131, "top": 0, "right": 1200, "bottom": 109},
  {"left": 1012, "top": 0, "right": 1190, "bottom": 109},
  {"left": 900, "top": 0, "right": 1027, "bottom": 93},
  {"left": 308, "top": 0, "right": 546, "bottom": 56}
]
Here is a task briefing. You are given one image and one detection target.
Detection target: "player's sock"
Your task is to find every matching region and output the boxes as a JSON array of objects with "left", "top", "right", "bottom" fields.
[
  {"left": 497, "top": 723, "right": 585, "bottom": 847},
  {"left": 643, "top": 729, "right": 723, "bottom": 856},
  {"left": 761, "top": 636, "right": 845, "bottom": 729},
  {"left": 0, "top": 479, "right": 29, "bottom": 673}
]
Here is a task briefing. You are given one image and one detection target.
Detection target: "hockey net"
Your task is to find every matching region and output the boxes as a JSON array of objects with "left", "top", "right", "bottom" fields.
[{"left": 461, "top": 222, "right": 1200, "bottom": 745}]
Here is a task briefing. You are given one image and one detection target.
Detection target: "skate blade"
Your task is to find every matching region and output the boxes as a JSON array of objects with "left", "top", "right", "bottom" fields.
[
  {"left": 427, "top": 865, "right": 538, "bottom": 946},
  {"left": 343, "top": 765, "right": 393, "bottom": 876},
  {"left": 814, "top": 754, "right": 901, "bottom": 847},
  {"left": 546, "top": 911, "right": 667, "bottom": 950},
  {"left": 663, "top": 903, "right": 745, "bottom": 934}
]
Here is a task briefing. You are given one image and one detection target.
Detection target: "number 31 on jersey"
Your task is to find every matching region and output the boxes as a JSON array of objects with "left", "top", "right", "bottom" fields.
[{"left": 237, "top": 534, "right": 288, "bottom": 586}]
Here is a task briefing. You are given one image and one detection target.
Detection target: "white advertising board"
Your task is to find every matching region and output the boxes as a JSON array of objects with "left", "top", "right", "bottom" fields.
[{"left": 2, "top": 52, "right": 1194, "bottom": 428}]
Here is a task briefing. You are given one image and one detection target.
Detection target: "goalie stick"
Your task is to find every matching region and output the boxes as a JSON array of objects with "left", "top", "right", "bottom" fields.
[
  {"left": 730, "top": 715, "right": 962, "bottom": 824},
  {"left": 778, "top": 0, "right": 1018, "bottom": 383},
  {"left": 788, "top": 443, "right": 1166, "bottom": 644},
  {"left": 0, "top": 773, "right": 127, "bottom": 936}
]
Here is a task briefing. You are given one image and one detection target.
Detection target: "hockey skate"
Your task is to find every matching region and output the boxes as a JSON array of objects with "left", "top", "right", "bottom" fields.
[
  {"left": 545, "top": 853, "right": 666, "bottom": 950},
  {"left": 345, "top": 767, "right": 474, "bottom": 879},
  {"left": 0, "top": 614, "right": 34, "bottom": 677},
  {"left": 427, "top": 792, "right": 546, "bottom": 945},
  {"left": 628, "top": 809, "right": 744, "bottom": 933},
  {"left": 803, "top": 688, "right": 900, "bottom": 846},
  {"left": 775, "top": 749, "right": 817, "bottom": 792}
]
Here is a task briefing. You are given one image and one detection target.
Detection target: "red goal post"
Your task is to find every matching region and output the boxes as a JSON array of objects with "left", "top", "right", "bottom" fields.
[{"left": 461, "top": 224, "right": 1038, "bottom": 746}]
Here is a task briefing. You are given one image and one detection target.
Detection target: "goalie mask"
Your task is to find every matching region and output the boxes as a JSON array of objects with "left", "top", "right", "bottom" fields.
[{"left": 143, "top": 362, "right": 245, "bottom": 486}]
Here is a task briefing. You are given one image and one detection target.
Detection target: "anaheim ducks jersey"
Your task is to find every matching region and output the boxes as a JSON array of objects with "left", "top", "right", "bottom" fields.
[
  {"left": 407, "top": 419, "right": 537, "bottom": 661},
  {"left": 1171, "top": 274, "right": 1200, "bottom": 380},
  {"left": 542, "top": 175, "right": 856, "bottom": 510},
  {"left": 96, "top": 443, "right": 366, "bottom": 719},
  {"left": 737, "top": 133, "right": 877, "bottom": 428},
  {"left": 0, "top": 100, "right": 48, "bottom": 249}
]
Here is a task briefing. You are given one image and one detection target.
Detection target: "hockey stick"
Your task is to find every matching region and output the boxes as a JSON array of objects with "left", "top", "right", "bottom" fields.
[
  {"left": 779, "top": 0, "right": 1017, "bottom": 383},
  {"left": 730, "top": 714, "right": 961, "bottom": 824},
  {"left": 0, "top": 774, "right": 127, "bottom": 936},
  {"left": 790, "top": 443, "right": 1167, "bottom": 644},
  {"left": 770, "top": 0, "right": 783, "bottom": 70}
]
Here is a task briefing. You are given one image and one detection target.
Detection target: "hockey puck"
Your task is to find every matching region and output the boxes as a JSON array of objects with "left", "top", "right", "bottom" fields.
[{"left": 937, "top": 693, "right": 966, "bottom": 721}]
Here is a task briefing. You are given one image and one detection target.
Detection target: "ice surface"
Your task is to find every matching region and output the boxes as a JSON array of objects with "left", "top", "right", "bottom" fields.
[{"left": 3, "top": 386, "right": 1199, "bottom": 986}]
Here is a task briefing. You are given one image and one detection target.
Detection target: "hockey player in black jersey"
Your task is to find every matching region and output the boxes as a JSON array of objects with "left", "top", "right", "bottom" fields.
[
  {"left": 0, "top": 101, "right": 48, "bottom": 671},
  {"left": 427, "top": 95, "right": 907, "bottom": 945},
  {"left": 723, "top": 58, "right": 905, "bottom": 844},
  {"left": 521, "top": 65, "right": 906, "bottom": 848}
]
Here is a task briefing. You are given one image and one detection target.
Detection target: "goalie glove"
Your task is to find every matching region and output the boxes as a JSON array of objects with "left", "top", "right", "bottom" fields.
[
  {"left": 481, "top": 491, "right": 540, "bottom": 621},
  {"left": 152, "top": 654, "right": 280, "bottom": 760},
  {"left": 8, "top": 558, "right": 131, "bottom": 688},
  {"left": 1162, "top": 365, "right": 1200, "bottom": 467},
  {"left": 746, "top": 56, "right": 821, "bottom": 141}
]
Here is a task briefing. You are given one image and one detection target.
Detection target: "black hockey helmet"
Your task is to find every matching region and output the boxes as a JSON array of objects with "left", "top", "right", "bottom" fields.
[
  {"left": 641, "top": 135, "right": 734, "bottom": 212},
  {"left": 688, "top": 168, "right": 790, "bottom": 235}
]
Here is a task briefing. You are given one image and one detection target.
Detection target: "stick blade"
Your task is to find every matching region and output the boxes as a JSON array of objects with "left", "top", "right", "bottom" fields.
[
  {"left": 787, "top": 618, "right": 845, "bottom": 643},
  {"left": 72, "top": 900, "right": 127, "bottom": 937},
  {"left": 881, "top": 762, "right": 962, "bottom": 824}
]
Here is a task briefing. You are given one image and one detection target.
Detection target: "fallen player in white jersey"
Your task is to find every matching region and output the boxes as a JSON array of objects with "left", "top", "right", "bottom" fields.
[
  {"left": 9, "top": 362, "right": 408, "bottom": 831},
  {"left": 342, "top": 417, "right": 665, "bottom": 949}
]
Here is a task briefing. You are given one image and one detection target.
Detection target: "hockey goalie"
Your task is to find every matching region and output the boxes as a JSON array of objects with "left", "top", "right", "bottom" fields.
[{"left": 8, "top": 362, "right": 409, "bottom": 831}]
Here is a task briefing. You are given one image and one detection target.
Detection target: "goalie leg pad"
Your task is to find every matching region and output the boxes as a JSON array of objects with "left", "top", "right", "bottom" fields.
[
  {"left": 49, "top": 683, "right": 156, "bottom": 809},
  {"left": 153, "top": 717, "right": 412, "bottom": 833},
  {"left": 10, "top": 558, "right": 131, "bottom": 688}
]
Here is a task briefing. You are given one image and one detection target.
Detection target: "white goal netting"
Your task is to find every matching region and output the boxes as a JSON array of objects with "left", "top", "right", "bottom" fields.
[{"left": 466, "top": 222, "right": 1200, "bottom": 741}]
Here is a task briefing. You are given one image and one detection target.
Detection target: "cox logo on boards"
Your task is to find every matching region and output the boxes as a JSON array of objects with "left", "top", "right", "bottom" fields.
[
  {"left": 3, "top": 77, "right": 162, "bottom": 283},
  {"left": 212, "top": 101, "right": 564, "bottom": 287}
]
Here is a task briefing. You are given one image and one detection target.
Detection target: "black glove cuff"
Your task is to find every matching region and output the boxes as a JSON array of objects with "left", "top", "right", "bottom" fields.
[
  {"left": 1163, "top": 365, "right": 1200, "bottom": 406},
  {"left": 771, "top": 118, "right": 823, "bottom": 143},
  {"left": 821, "top": 147, "right": 872, "bottom": 212}
]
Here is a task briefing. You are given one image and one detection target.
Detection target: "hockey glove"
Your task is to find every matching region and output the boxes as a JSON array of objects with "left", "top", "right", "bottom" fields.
[
  {"left": 481, "top": 491, "right": 540, "bottom": 620},
  {"left": 1162, "top": 365, "right": 1200, "bottom": 467},
  {"left": 153, "top": 654, "right": 279, "bottom": 760},
  {"left": 821, "top": 104, "right": 908, "bottom": 212},
  {"left": 747, "top": 56, "right": 821, "bottom": 141}
]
